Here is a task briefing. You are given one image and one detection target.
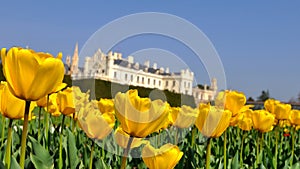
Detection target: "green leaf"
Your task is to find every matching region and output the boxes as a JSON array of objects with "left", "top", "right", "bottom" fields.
[
  {"left": 291, "top": 162, "right": 300, "bottom": 169},
  {"left": 95, "top": 158, "right": 109, "bottom": 169},
  {"left": 67, "top": 129, "right": 80, "bottom": 169},
  {"left": 0, "top": 160, "right": 4, "bottom": 169},
  {"left": 10, "top": 156, "right": 21, "bottom": 169},
  {"left": 217, "top": 160, "right": 223, "bottom": 169},
  {"left": 30, "top": 154, "right": 54, "bottom": 169},
  {"left": 231, "top": 152, "right": 239, "bottom": 169},
  {"left": 259, "top": 163, "right": 266, "bottom": 169},
  {"left": 29, "top": 136, "right": 53, "bottom": 167}
]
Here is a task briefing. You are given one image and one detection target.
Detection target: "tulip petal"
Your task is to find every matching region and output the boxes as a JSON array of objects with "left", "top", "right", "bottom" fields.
[
  {"left": 28, "top": 57, "right": 64, "bottom": 100},
  {"left": 4, "top": 48, "right": 38, "bottom": 99}
]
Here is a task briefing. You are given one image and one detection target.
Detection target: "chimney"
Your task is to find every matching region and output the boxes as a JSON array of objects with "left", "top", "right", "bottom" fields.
[
  {"left": 165, "top": 67, "right": 170, "bottom": 73},
  {"left": 134, "top": 62, "right": 139, "bottom": 69},
  {"left": 144, "top": 60, "right": 150, "bottom": 67},
  {"left": 153, "top": 63, "right": 157, "bottom": 69},
  {"left": 159, "top": 67, "right": 164, "bottom": 74},
  {"left": 128, "top": 56, "right": 134, "bottom": 64},
  {"left": 117, "top": 53, "right": 122, "bottom": 59}
]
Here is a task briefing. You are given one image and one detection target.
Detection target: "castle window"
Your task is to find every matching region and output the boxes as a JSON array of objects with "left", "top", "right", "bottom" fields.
[
  {"left": 166, "top": 81, "right": 168, "bottom": 87},
  {"left": 188, "top": 82, "right": 190, "bottom": 88},
  {"left": 137, "top": 76, "right": 140, "bottom": 83},
  {"left": 131, "top": 75, "right": 133, "bottom": 82},
  {"left": 148, "top": 78, "right": 150, "bottom": 85},
  {"left": 159, "top": 80, "right": 161, "bottom": 86},
  {"left": 184, "top": 81, "right": 186, "bottom": 87},
  {"left": 142, "top": 77, "right": 145, "bottom": 84},
  {"left": 173, "top": 80, "right": 176, "bottom": 87},
  {"left": 153, "top": 79, "right": 156, "bottom": 86},
  {"left": 125, "top": 74, "right": 128, "bottom": 81},
  {"left": 114, "top": 71, "right": 117, "bottom": 78}
]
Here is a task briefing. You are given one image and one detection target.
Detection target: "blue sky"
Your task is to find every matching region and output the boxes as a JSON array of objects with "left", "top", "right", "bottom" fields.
[{"left": 1, "top": 1, "right": 300, "bottom": 101}]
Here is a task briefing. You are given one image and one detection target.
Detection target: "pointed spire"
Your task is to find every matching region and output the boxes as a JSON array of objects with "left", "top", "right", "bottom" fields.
[
  {"left": 72, "top": 42, "right": 78, "bottom": 62},
  {"left": 71, "top": 42, "right": 79, "bottom": 74}
]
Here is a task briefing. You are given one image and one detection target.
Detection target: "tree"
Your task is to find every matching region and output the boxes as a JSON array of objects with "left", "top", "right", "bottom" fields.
[
  {"left": 257, "top": 90, "right": 270, "bottom": 102},
  {"left": 247, "top": 97, "right": 255, "bottom": 102}
]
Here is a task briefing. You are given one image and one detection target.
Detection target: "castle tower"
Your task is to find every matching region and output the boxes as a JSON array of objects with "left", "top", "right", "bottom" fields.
[
  {"left": 71, "top": 42, "right": 79, "bottom": 75},
  {"left": 211, "top": 78, "right": 217, "bottom": 91}
]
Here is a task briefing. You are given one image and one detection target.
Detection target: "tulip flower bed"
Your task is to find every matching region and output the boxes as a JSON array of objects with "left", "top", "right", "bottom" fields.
[{"left": 0, "top": 47, "right": 300, "bottom": 169}]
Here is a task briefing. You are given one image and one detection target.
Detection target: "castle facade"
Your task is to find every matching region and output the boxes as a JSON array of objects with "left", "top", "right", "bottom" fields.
[{"left": 66, "top": 43, "right": 217, "bottom": 104}]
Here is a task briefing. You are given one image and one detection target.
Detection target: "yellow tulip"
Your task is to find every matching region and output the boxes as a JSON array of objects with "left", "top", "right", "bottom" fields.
[
  {"left": 169, "top": 107, "right": 180, "bottom": 124},
  {"left": 290, "top": 109, "right": 300, "bottom": 125},
  {"left": 0, "top": 81, "right": 7, "bottom": 112},
  {"left": 142, "top": 143, "right": 183, "bottom": 169},
  {"left": 0, "top": 47, "right": 65, "bottom": 101},
  {"left": 230, "top": 113, "right": 243, "bottom": 126},
  {"left": 277, "top": 119, "right": 291, "bottom": 128},
  {"left": 215, "top": 90, "right": 246, "bottom": 116},
  {"left": 0, "top": 82, "right": 36, "bottom": 119},
  {"left": 78, "top": 100, "right": 115, "bottom": 140},
  {"left": 238, "top": 118, "right": 252, "bottom": 131},
  {"left": 57, "top": 87, "right": 75, "bottom": 116},
  {"left": 37, "top": 96, "right": 48, "bottom": 107},
  {"left": 115, "top": 90, "right": 169, "bottom": 138},
  {"left": 237, "top": 109, "right": 253, "bottom": 131},
  {"left": 230, "top": 105, "right": 253, "bottom": 126},
  {"left": 114, "top": 127, "right": 148, "bottom": 148},
  {"left": 264, "top": 99, "right": 280, "bottom": 114},
  {"left": 172, "top": 105, "right": 198, "bottom": 128},
  {"left": 36, "top": 83, "right": 67, "bottom": 108},
  {"left": 47, "top": 93, "right": 61, "bottom": 117},
  {"left": 274, "top": 103, "right": 291, "bottom": 120},
  {"left": 98, "top": 98, "right": 114, "bottom": 114},
  {"left": 195, "top": 103, "right": 232, "bottom": 138},
  {"left": 72, "top": 86, "right": 90, "bottom": 110},
  {"left": 252, "top": 110, "right": 275, "bottom": 133}
]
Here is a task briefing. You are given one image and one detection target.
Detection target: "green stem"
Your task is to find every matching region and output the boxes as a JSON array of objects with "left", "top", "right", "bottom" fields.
[
  {"left": 58, "top": 115, "right": 66, "bottom": 169},
  {"left": 71, "top": 113, "right": 77, "bottom": 132},
  {"left": 255, "top": 132, "right": 259, "bottom": 168},
  {"left": 206, "top": 138, "right": 212, "bottom": 169},
  {"left": 89, "top": 141, "right": 95, "bottom": 169},
  {"left": 274, "top": 128, "right": 278, "bottom": 169},
  {"left": 175, "top": 127, "right": 178, "bottom": 145},
  {"left": 4, "top": 119, "right": 13, "bottom": 169},
  {"left": 38, "top": 107, "right": 42, "bottom": 139},
  {"left": 1, "top": 116, "right": 6, "bottom": 148},
  {"left": 102, "top": 138, "right": 106, "bottom": 159},
  {"left": 290, "top": 128, "right": 295, "bottom": 166},
  {"left": 120, "top": 137, "right": 134, "bottom": 169},
  {"left": 260, "top": 132, "right": 264, "bottom": 165},
  {"left": 19, "top": 100, "right": 31, "bottom": 169},
  {"left": 45, "top": 95, "right": 50, "bottom": 150},
  {"left": 224, "top": 130, "right": 227, "bottom": 169},
  {"left": 240, "top": 131, "right": 246, "bottom": 167},
  {"left": 191, "top": 127, "right": 196, "bottom": 148}
]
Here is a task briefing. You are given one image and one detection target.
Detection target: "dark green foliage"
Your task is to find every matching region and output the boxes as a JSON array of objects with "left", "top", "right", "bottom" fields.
[
  {"left": 257, "top": 90, "right": 270, "bottom": 102},
  {"left": 72, "top": 78, "right": 196, "bottom": 108}
]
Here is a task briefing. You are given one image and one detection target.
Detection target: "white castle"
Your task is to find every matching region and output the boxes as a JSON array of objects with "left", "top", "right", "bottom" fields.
[{"left": 66, "top": 43, "right": 218, "bottom": 105}]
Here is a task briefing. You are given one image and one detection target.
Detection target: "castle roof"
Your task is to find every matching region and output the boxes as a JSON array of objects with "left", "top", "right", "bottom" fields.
[{"left": 113, "top": 59, "right": 173, "bottom": 76}]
